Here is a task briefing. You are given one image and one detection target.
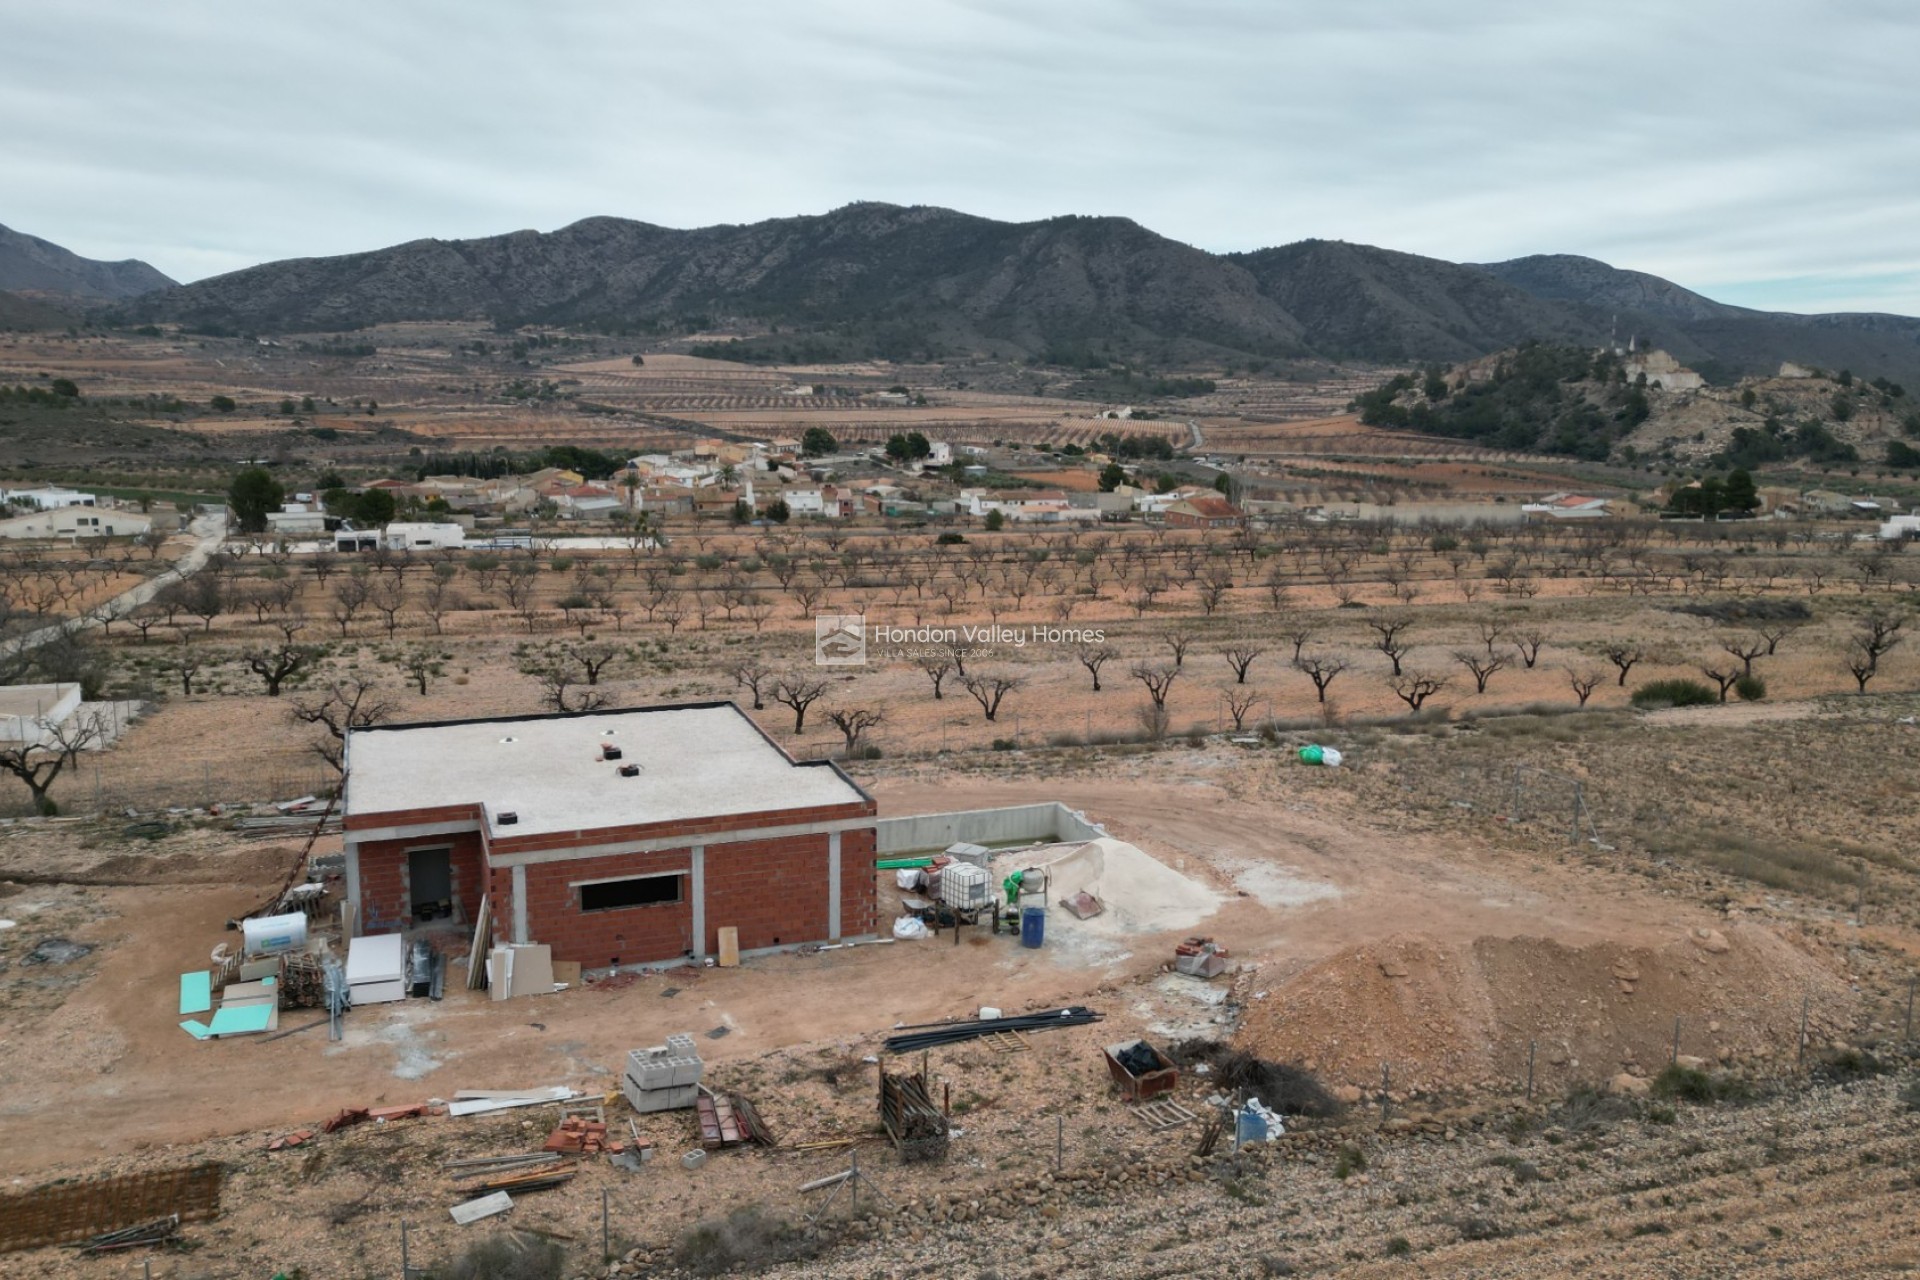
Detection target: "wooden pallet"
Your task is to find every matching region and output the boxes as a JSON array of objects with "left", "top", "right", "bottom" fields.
[
  {"left": 1131, "top": 1099, "right": 1200, "bottom": 1132},
  {"left": 982, "top": 1030, "right": 1031, "bottom": 1053}
]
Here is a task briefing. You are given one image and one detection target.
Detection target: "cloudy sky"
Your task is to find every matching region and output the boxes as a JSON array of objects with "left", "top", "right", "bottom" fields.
[{"left": 5, "top": 0, "right": 1917, "bottom": 313}]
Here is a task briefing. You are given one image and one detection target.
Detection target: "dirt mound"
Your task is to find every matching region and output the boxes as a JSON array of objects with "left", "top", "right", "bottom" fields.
[{"left": 1235, "top": 924, "right": 1852, "bottom": 1095}]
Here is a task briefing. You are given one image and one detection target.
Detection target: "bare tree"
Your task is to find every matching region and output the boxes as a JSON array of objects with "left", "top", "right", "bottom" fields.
[
  {"left": 1075, "top": 642, "right": 1114, "bottom": 692},
  {"left": 1566, "top": 667, "right": 1605, "bottom": 707},
  {"left": 1223, "top": 686, "right": 1261, "bottom": 731},
  {"left": 1221, "top": 644, "right": 1266, "bottom": 685},
  {"left": 1603, "top": 642, "right": 1643, "bottom": 686},
  {"left": 0, "top": 713, "right": 103, "bottom": 814},
  {"left": 388, "top": 644, "right": 447, "bottom": 695},
  {"left": 916, "top": 655, "right": 953, "bottom": 700},
  {"left": 162, "top": 636, "right": 211, "bottom": 696},
  {"left": 291, "top": 676, "right": 398, "bottom": 772},
  {"left": 729, "top": 659, "right": 774, "bottom": 710},
  {"left": 368, "top": 576, "right": 408, "bottom": 640},
  {"left": 176, "top": 573, "right": 225, "bottom": 632},
  {"left": 826, "top": 707, "right": 884, "bottom": 755},
  {"left": 1844, "top": 609, "right": 1906, "bottom": 693},
  {"left": 960, "top": 671, "right": 1023, "bottom": 723},
  {"left": 520, "top": 648, "right": 611, "bottom": 715},
  {"left": 1130, "top": 661, "right": 1180, "bottom": 712},
  {"left": 1388, "top": 670, "right": 1447, "bottom": 711},
  {"left": 1756, "top": 620, "right": 1802, "bottom": 656},
  {"left": 1364, "top": 612, "right": 1414, "bottom": 676},
  {"left": 773, "top": 675, "right": 829, "bottom": 732},
  {"left": 1512, "top": 628, "right": 1548, "bottom": 669},
  {"left": 242, "top": 640, "right": 323, "bottom": 696},
  {"left": 1699, "top": 660, "right": 1741, "bottom": 702},
  {"left": 1293, "top": 652, "right": 1349, "bottom": 704},
  {"left": 331, "top": 573, "right": 371, "bottom": 637},
  {"left": 1275, "top": 615, "right": 1317, "bottom": 665},
  {"left": 1452, "top": 647, "right": 1511, "bottom": 695}
]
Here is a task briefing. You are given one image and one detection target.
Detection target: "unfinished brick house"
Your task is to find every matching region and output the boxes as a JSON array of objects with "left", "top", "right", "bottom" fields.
[{"left": 340, "top": 702, "right": 878, "bottom": 967}]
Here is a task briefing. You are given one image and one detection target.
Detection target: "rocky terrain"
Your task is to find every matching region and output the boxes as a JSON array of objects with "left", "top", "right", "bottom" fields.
[{"left": 0, "top": 222, "right": 175, "bottom": 302}]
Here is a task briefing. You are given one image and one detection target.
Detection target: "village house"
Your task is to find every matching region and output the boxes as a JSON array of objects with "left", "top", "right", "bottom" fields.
[{"left": 1163, "top": 495, "right": 1246, "bottom": 529}]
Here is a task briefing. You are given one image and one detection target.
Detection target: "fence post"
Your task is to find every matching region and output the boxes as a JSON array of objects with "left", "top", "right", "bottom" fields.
[
  {"left": 1525, "top": 1040, "right": 1536, "bottom": 1102},
  {"left": 1056, "top": 1114, "right": 1063, "bottom": 1171},
  {"left": 1907, "top": 978, "right": 1916, "bottom": 1043},
  {"left": 1671, "top": 1016, "right": 1681, "bottom": 1066},
  {"left": 399, "top": 1220, "right": 410, "bottom": 1280},
  {"left": 1379, "top": 1062, "right": 1391, "bottom": 1123},
  {"left": 602, "top": 1186, "right": 610, "bottom": 1263}
]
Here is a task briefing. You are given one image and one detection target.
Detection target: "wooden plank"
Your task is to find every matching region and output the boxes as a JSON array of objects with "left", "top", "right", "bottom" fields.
[
  {"left": 466, "top": 896, "right": 491, "bottom": 990},
  {"left": 716, "top": 927, "right": 740, "bottom": 968}
]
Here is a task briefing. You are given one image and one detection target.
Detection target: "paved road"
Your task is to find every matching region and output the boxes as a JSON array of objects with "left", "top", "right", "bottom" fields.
[{"left": 0, "top": 513, "right": 228, "bottom": 663}]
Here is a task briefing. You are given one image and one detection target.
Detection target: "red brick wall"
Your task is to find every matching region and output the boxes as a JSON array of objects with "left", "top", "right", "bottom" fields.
[
  {"left": 355, "top": 831, "right": 484, "bottom": 932},
  {"left": 702, "top": 833, "right": 830, "bottom": 954},
  {"left": 520, "top": 848, "right": 696, "bottom": 968},
  {"left": 840, "top": 827, "right": 878, "bottom": 940}
]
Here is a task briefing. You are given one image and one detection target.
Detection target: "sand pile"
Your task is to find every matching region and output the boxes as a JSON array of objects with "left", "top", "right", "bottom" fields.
[
  {"left": 1000, "top": 837, "right": 1221, "bottom": 937},
  {"left": 1235, "top": 924, "right": 1853, "bottom": 1094}
]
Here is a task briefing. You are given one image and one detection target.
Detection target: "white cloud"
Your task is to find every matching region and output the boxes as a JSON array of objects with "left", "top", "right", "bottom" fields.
[{"left": 2, "top": 0, "right": 1916, "bottom": 312}]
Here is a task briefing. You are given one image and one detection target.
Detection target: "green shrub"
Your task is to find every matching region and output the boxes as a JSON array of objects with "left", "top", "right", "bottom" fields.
[
  {"left": 991, "top": 738, "right": 1017, "bottom": 752},
  {"left": 436, "top": 1233, "right": 565, "bottom": 1280},
  {"left": 1734, "top": 674, "right": 1767, "bottom": 701},
  {"left": 1631, "top": 678, "right": 1720, "bottom": 708},
  {"left": 1385, "top": 1236, "right": 1412, "bottom": 1257},
  {"left": 673, "top": 1207, "right": 818, "bottom": 1277},
  {"left": 935, "top": 531, "right": 967, "bottom": 545},
  {"left": 1652, "top": 1064, "right": 1715, "bottom": 1102},
  {"left": 1334, "top": 1144, "right": 1368, "bottom": 1179}
]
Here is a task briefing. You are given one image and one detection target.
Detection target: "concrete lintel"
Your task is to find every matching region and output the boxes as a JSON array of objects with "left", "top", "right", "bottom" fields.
[
  {"left": 347, "top": 819, "right": 482, "bottom": 845},
  {"left": 485, "top": 816, "right": 872, "bottom": 868}
]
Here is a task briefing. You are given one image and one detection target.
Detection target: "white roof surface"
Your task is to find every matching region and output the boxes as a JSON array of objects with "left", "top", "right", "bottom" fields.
[{"left": 346, "top": 703, "right": 865, "bottom": 838}]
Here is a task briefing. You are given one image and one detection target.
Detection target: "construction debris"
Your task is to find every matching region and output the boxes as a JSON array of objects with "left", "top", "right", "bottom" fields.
[
  {"left": 1131, "top": 1099, "right": 1201, "bottom": 1131},
  {"left": 1060, "top": 890, "right": 1104, "bottom": 920},
  {"left": 542, "top": 1115, "right": 612, "bottom": 1155},
  {"left": 883, "top": 1006, "right": 1101, "bottom": 1054},
  {"left": 70, "top": 1216, "right": 180, "bottom": 1255},
  {"left": 0, "top": 1164, "right": 223, "bottom": 1255},
  {"left": 878, "top": 1070, "right": 949, "bottom": 1161},
  {"left": 447, "top": 1086, "right": 581, "bottom": 1118},
  {"left": 323, "top": 1108, "right": 370, "bottom": 1134},
  {"left": 1104, "top": 1039, "right": 1180, "bottom": 1102},
  {"left": 466, "top": 1165, "right": 578, "bottom": 1195},
  {"left": 1174, "top": 936, "right": 1229, "bottom": 979},
  {"left": 266, "top": 1130, "right": 315, "bottom": 1151},
  {"left": 449, "top": 1191, "right": 513, "bottom": 1225}
]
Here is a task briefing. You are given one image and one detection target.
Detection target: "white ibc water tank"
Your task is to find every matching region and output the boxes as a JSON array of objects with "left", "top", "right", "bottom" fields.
[
  {"left": 940, "top": 862, "right": 990, "bottom": 909},
  {"left": 242, "top": 911, "right": 308, "bottom": 957}
]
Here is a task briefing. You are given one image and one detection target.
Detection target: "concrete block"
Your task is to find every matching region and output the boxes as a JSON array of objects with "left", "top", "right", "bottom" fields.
[
  {"left": 622, "top": 1079, "right": 698, "bottom": 1113},
  {"left": 681, "top": 1149, "right": 707, "bottom": 1170}
]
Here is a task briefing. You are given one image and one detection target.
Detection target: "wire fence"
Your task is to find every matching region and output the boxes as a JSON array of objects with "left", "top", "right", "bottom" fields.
[{"left": 0, "top": 755, "right": 335, "bottom": 820}]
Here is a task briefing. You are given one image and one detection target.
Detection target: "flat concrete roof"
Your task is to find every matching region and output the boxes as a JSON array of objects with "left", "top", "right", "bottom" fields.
[{"left": 345, "top": 702, "right": 868, "bottom": 838}]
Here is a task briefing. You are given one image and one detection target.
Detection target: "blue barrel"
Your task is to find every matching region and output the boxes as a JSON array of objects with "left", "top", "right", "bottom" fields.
[{"left": 1020, "top": 906, "right": 1046, "bottom": 949}]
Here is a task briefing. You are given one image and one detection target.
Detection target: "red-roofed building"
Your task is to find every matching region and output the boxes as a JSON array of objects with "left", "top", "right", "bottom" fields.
[{"left": 1164, "top": 496, "right": 1245, "bottom": 529}]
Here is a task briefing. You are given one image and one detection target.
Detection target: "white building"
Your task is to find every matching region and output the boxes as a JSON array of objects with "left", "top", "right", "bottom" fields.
[
  {"left": 380, "top": 522, "right": 466, "bottom": 550},
  {"left": 1879, "top": 514, "right": 1920, "bottom": 540},
  {"left": 267, "top": 505, "right": 330, "bottom": 536},
  {"left": 1521, "top": 493, "right": 1613, "bottom": 520},
  {"left": 1, "top": 486, "right": 95, "bottom": 511},
  {"left": 0, "top": 506, "right": 152, "bottom": 540},
  {"left": 0, "top": 683, "right": 83, "bottom": 747}
]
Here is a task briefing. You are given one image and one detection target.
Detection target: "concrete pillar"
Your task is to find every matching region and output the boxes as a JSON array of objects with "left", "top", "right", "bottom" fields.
[
  {"left": 828, "top": 831, "right": 842, "bottom": 941},
  {"left": 343, "top": 836, "right": 362, "bottom": 934},
  {"left": 511, "top": 865, "right": 528, "bottom": 944},
  {"left": 690, "top": 845, "right": 706, "bottom": 958}
]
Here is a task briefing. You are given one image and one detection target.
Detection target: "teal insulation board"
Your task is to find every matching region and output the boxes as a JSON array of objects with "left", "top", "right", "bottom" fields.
[{"left": 179, "top": 970, "right": 212, "bottom": 1015}]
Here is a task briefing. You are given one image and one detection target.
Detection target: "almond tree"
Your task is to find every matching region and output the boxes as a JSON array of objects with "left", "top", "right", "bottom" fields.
[
  {"left": 1293, "top": 652, "right": 1349, "bottom": 704},
  {"left": 1389, "top": 670, "right": 1447, "bottom": 711},
  {"left": 1364, "top": 612, "right": 1414, "bottom": 676},
  {"left": 1453, "top": 647, "right": 1510, "bottom": 695},
  {"left": 1566, "top": 667, "right": 1605, "bottom": 707},
  {"left": 773, "top": 675, "right": 828, "bottom": 732},
  {"left": 0, "top": 713, "right": 102, "bottom": 814},
  {"left": 729, "top": 659, "right": 773, "bottom": 710},
  {"left": 916, "top": 655, "right": 953, "bottom": 700},
  {"left": 1222, "top": 644, "right": 1266, "bottom": 685},
  {"left": 825, "top": 707, "right": 884, "bottom": 754},
  {"left": 960, "top": 671, "right": 1023, "bottom": 723},
  {"left": 291, "top": 676, "right": 398, "bottom": 772},
  {"left": 1603, "top": 642, "right": 1643, "bottom": 686}
]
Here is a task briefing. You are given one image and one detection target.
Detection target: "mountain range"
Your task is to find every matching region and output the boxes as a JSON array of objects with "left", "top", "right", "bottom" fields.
[
  {"left": 26, "top": 204, "right": 1920, "bottom": 383},
  {"left": 0, "top": 222, "right": 175, "bottom": 303}
]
